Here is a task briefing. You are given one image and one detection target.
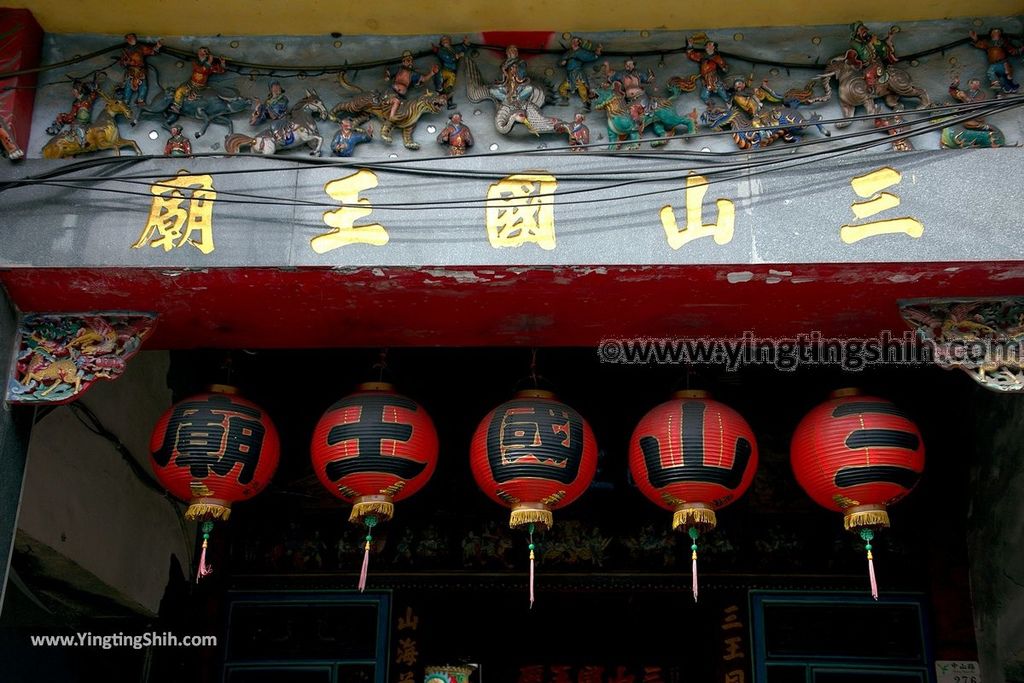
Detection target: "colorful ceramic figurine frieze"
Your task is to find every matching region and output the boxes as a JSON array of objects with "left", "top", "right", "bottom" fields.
[
  {"left": 436, "top": 111, "right": 473, "bottom": 155},
  {"left": 940, "top": 77, "right": 1006, "bottom": 147},
  {"left": 558, "top": 35, "right": 602, "bottom": 109},
  {"left": 602, "top": 58, "right": 656, "bottom": 115},
  {"left": 330, "top": 117, "right": 374, "bottom": 156},
  {"left": 686, "top": 34, "right": 731, "bottom": 106},
  {"left": 0, "top": 115, "right": 23, "bottom": 161},
  {"left": 592, "top": 80, "right": 696, "bottom": 149},
  {"left": 164, "top": 124, "right": 192, "bottom": 156},
  {"left": 384, "top": 50, "right": 440, "bottom": 119},
  {"left": 465, "top": 49, "right": 568, "bottom": 136},
  {"left": 47, "top": 79, "right": 98, "bottom": 147},
  {"left": 844, "top": 22, "right": 898, "bottom": 92},
  {"left": 119, "top": 33, "right": 161, "bottom": 109},
  {"left": 42, "top": 91, "right": 141, "bottom": 159},
  {"left": 225, "top": 89, "right": 329, "bottom": 155},
  {"left": 250, "top": 81, "right": 289, "bottom": 126},
  {"left": 332, "top": 81, "right": 446, "bottom": 150},
  {"left": 968, "top": 28, "right": 1021, "bottom": 94},
  {"left": 170, "top": 47, "right": 227, "bottom": 117},
  {"left": 555, "top": 111, "right": 590, "bottom": 151},
  {"left": 432, "top": 35, "right": 471, "bottom": 108},
  {"left": 700, "top": 77, "right": 829, "bottom": 150}
]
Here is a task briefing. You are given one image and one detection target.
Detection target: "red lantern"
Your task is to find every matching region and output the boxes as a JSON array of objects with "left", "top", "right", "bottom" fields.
[
  {"left": 790, "top": 388, "right": 925, "bottom": 598},
  {"left": 470, "top": 388, "right": 598, "bottom": 604},
  {"left": 628, "top": 389, "right": 758, "bottom": 600},
  {"left": 149, "top": 384, "right": 280, "bottom": 580},
  {"left": 310, "top": 381, "right": 439, "bottom": 590}
]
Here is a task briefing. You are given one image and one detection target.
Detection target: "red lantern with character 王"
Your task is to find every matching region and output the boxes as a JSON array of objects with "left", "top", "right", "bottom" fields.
[
  {"left": 311, "top": 381, "right": 439, "bottom": 590},
  {"left": 470, "top": 388, "right": 598, "bottom": 605},
  {"left": 790, "top": 388, "right": 925, "bottom": 599},
  {"left": 149, "top": 384, "right": 280, "bottom": 581},
  {"left": 628, "top": 389, "right": 758, "bottom": 601}
]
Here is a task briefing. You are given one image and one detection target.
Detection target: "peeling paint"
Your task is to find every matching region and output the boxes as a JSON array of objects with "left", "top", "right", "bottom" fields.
[
  {"left": 991, "top": 269, "right": 1024, "bottom": 281},
  {"left": 791, "top": 277, "right": 815, "bottom": 284},
  {"left": 886, "top": 273, "right": 926, "bottom": 283},
  {"left": 422, "top": 269, "right": 488, "bottom": 284},
  {"left": 726, "top": 271, "right": 755, "bottom": 283},
  {"left": 371, "top": 268, "right": 386, "bottom": 277}
]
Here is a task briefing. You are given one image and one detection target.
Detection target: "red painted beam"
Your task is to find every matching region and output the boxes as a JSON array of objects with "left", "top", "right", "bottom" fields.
[
  {"left": 1, "top": 263, "right": 1022, "bottom": 348},
  {"left": 0, "top": 9, "right": 41, "bottom": 153}
]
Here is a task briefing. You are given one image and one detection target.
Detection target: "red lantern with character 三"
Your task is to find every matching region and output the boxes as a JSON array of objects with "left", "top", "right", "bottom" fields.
[
  {"left": 790, "top": 388, "right": 925, "bottom": 599},
  {"left": 310, "top": 382, "right": 439, "bottom": 590},
  {"left": 149, "top": 385, "right": 280, "bottom": 581},
  {"left": 470, "top": 388, "right": 598, "bottom": 605},
  {"left": 628, "top": 389, "right": 758, "bottom": 601}
]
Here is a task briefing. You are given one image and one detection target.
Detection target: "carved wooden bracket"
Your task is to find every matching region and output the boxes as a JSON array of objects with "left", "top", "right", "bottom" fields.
[
  {"left": 900, "top": 297, "right": 1024, "bottom": 392},
  {"left": 6, "top": 312, "right": 156, "bottom": 404}
]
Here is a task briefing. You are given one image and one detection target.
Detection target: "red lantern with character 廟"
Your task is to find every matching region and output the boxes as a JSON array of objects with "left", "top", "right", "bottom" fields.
[
  {"left": 790, "top": 388, "right": 925, "bottom": 599},
  {"left": 310, "top": 381, "right": 439, "bottom": 591},
  {"left": 149, "top": 385, "right": 280, "bottom": 581}
]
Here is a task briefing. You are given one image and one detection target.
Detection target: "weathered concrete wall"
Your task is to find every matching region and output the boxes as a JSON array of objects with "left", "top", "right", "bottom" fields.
[
  {"left": 0, "top": 287, "right": 30, "bottom": 611},
  {"left": 14, "top": 350, "right": 192, "bottom": 616},
  {"left": 969, "top": 388, "right": 1024, "bottom": 682}
]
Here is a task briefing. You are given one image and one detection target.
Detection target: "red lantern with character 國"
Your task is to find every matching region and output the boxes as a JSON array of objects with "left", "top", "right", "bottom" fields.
[
  {"left": 470, "top": 388, "right": 598, "bottom": 605},
  {"left": 310, "top": 381, "right": 439, "bottom": 590},
  {"left": 148, "top": 384, "right": 280, "bottom": 581},
  {"left": 790, "top": 388, "right": 925, "bottom": 598}
]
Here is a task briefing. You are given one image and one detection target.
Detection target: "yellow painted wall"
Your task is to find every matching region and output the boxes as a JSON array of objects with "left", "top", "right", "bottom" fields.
[{"left": 7, "top": 0, "right": 1023, "bottom": 35}]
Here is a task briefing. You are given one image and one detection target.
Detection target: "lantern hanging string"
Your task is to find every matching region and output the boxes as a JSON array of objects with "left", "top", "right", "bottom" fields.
[
  {"left": 689, "top": 526, "right": 700, "bottom": 602},
  {"left": 528, "top": 522, "right": 536, "bottom": 608},
  {"left": 358, "top": 514, "right": 378, "bottom": 593},
  {"left": 860, "top": 528, "right": 879, "bottom": 600},
  {"left": 197, "top": 520, "right": 214, "bottom": 583}
]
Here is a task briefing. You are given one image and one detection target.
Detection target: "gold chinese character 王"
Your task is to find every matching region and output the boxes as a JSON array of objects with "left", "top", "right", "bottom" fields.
[
  {"left": 485, "top": 173, "right": 557, "bottom": 250},
  {"left": 660, "top": 173, "right": 735, "bottom": 250},
  {"left": 133, "top": 172, "right": 217, "bottom": 254},
  {"left": 395, "top": 637, "right": 418, "bottom": 666},
  {"left": 840, "top": 167, "right": 924, "bottom": 244},
  {"left": 723, "top": 636, "right": 744, "bottom": 661},
  {"left": 315, "top": 168, "right": 389, "bottom": 253}
]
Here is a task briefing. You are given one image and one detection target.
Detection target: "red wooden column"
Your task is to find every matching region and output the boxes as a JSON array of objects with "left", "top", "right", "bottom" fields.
[{"left": 0, "top": 8, "right": 42, "bottom": 154}]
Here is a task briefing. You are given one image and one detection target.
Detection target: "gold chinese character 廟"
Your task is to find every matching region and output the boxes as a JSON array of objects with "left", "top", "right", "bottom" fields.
[{"left": 133, "top": 172, "right": 217, "bottom": 254}]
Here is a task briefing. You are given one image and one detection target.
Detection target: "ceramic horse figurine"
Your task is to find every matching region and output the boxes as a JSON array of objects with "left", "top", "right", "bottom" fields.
[
  {"left": 41, "top": 92, "right": 141, "bottom": 159},
  {"left": 224, "top": 89, "right": 330, "bottom": 156}
]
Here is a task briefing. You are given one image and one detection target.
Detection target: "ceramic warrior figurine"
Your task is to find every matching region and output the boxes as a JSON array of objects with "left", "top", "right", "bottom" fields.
[
  {"left": 170, "top": 47, "right": 227, "bottom": 116},
  {"left": 436, "top": 111, "right": 473, "bottom": 155},
  {"left": 941, "top": 77, "right": 1006, "bottom": 147},
  {"left": 558, "top": 35, "right": 602, "bottom": 109},
  {"left": 686, "top": 35, "right": 731, "bottom": 106},
  {"left": 489, "top": 45, "right": 535, "bottom": 102},
  {"left": 432, "top": 35, "right": 471, "bottom": 108},
  {"left": 558, "top": 111, "right": 590, "bottom": 151},
  {"left": 603, "top": 58, "right": 656, "bottom": 113},
  {"left": 331, "top": 117, "right": 374, "bottom": 157},
  {"left": 844, "top": 22, "right": 898, "bottom": 92},
  {"left": 968, "top": 27, "right": 1021, "bottom": 94},
  {"left": 48, "top": 80, "right": 98, "bottom": 146},
  {"left": 164, "top": 124, "right": 192, "bottom": 156},
  {"left": 384, "top": 50, "right": 440, "bottom": 119},
  {"left": 119, "top": 33, "right": 161, "bottom": 108}
]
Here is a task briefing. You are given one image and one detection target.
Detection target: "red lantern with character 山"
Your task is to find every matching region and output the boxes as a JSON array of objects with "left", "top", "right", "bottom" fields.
[
  {"left": 628, "top": 389, "right": 758, "bottom": 601},
  {"left": 470, "top": 388, "right": 598, "bottom": 605},
  {"left": 149, "top": 385, "right": 280, "bottom": 581},
  {"left": 310, "top": 382, "right": 439, "bottom": 590},
  {"left": 790, "top": 388, "right": 925, "bottom": 599}
]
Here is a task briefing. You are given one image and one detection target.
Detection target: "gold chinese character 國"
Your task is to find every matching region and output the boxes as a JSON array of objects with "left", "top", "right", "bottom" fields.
[
  {"left": 660, "top": 173, "right": 735, "bottom": 250},
  {"left": 395, "top": 637, "right": 418, "bottom": 666},
  {"left": 314, "top": 169, "right": 389, "bottom": 253},
  {"left": 133, "top": 172, "right": 217, "bottom": 254},
  {"left": 840, "top": 167, "right": 924, "bottom": 244},
  {"left": 485, "top": 173, "right": 557, "bottom": 250}
]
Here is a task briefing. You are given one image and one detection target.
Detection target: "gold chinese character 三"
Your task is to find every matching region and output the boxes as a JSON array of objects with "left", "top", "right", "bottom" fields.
[
  {"left": 395, "top": 637, "right": 418, "bottom": 666},
  {"left": 485, "top": 173, "right": 557, "bottom": 250},
  {"left": 660, "top": 173, "right": 735, "bottom": 250},
  {"left": 315, "top": 168, "right": 389, "bottom": 253},
  {"left": 840, "top": 167, "right": 924, "bottom": 244},
  {"left": 133, "top": 172, "right": 217, "bottom": 254}
]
